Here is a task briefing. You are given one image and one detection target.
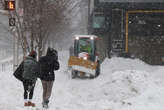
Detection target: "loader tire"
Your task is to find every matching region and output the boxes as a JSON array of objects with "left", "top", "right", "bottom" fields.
[
  {"left": 89, "top": 74, "right": 95, "bottom": 79},
  {"left": 72, "top": 70, "right": 77, "bottom": 79},
  {"left": 95, "top": 61, "right": 100, "bottom": 77}
]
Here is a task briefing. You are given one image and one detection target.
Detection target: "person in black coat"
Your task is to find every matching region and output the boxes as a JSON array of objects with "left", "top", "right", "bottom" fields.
[{"left": 39, "top": 47, "right": 60, "bottom": 108}]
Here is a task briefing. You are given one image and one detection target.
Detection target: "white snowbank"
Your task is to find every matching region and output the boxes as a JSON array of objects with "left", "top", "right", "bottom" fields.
[{"left": 101, "top": 57, "right": 155, "bottom": 74}]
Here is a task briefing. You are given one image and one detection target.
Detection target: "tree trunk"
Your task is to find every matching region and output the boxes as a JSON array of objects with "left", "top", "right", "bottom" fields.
[
  {"left": 31, "top": 33, "right": 34, "bottom": 51},
  {"left": 38, "top": 37, "right": 43, "bottom": 59}
]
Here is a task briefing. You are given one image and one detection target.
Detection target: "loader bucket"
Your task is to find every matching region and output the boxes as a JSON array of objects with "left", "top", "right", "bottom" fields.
[{"left": 68, "top": 56, "right": 97, "bottom": 74}]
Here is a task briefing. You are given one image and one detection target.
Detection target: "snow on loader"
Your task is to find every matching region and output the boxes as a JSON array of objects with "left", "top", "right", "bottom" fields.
[{"left": 68, "top": 35, "right": 100, "bottom": 79}]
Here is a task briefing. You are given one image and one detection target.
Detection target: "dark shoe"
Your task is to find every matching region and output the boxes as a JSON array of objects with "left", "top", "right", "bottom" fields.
[
  {"left": 42, "top": 103, "right": 48, "bottom": 109},
  {"left": 42, "top": 100, "right": 49, "bottom": 109},
  {"left": 43, "top": 104, "right": 48, "bottom": 109}
]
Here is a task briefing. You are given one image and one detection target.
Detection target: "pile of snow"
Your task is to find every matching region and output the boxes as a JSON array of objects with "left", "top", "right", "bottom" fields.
[
  {"left": 1, "top": 51, "right": 164, "bottom": 110},
  {"left": 93, "top": 57, "right": 164, "bottom": 110},
  {"left": 101, "top": 57, "right": 155, "bottom": 74},
  {"left": 95, "top": 70, "right": 155, "bottom": 101}
]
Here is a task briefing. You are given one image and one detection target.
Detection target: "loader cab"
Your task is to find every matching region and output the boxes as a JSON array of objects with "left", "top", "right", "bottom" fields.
[
  {"left": 74, "top": 35, "right": 97, "bottom": 62},
  {"left": 68, "top": 35, "right": 100, "bottom": 78}
]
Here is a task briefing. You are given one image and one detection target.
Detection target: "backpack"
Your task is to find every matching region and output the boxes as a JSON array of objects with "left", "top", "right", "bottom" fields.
[{"left": 13, "top": 61, "right": 24, "bottom": 82}]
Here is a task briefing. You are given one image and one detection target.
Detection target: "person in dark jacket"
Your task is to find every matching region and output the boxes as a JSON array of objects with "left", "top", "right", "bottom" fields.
[
  {"left": 23, "top": 50, "right": 39, "bottom": 107},
  {"left": 39, "top": 47, "right": 60, "bottom": 108}
]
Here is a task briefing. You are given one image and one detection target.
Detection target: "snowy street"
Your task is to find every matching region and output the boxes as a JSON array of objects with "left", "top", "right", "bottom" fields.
[{"left": 0, "top": 51, "right": 164, "bottom": 110}]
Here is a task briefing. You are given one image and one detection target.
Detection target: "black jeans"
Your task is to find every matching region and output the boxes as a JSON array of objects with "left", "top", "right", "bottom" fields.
[{"left": 23, "top": 79, "right": 35, "bottom": 100}]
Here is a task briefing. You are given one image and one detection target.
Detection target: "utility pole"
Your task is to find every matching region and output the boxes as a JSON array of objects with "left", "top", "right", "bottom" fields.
[
  {"left": 4, "top": 0, "right": 17, "bottom": 71},
  {"left": 13, "top": 0, "right": 19, "bottom": 71},
  {"left": 2, "top": 0, "right": 19, "bottom": 71},
  {"left": 13, "top": 34, "right": 19, "bottom": 71}
]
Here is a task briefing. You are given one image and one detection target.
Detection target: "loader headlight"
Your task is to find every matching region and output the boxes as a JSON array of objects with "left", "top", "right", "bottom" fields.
[
  {"left": 90, "top": 36, "right": 94, "bottom": 40},
  {"left": 83, "top": 56, "right": 87, "bottom": 60},
  {"left": 75, "top": 37, "right": 79, "bottom": 40}
]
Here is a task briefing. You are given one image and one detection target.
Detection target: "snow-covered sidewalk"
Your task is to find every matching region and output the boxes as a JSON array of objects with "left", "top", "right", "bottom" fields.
[{"left": 1, "top": 51, "right": 164, "bottom": 110}]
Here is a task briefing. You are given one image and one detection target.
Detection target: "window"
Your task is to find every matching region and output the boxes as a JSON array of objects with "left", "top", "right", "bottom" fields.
[
  {"left": 93, "top": 16, "right": 106, "bottom": 29},
  {"left": 78, "top": 38, "right": 92, "bottom": 54}
]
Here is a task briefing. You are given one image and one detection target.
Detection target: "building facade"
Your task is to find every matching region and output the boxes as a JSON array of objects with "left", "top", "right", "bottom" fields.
[{"left": 88, "top": 0, "right": 164, "bottom": 64}]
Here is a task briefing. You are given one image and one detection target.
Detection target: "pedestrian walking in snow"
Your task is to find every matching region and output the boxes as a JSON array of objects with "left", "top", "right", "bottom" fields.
[
  {"left": 21, "top": 50, "right": 39, "bottom": 107},
  {"left": 39, "top": 47, "right": 60, "bottom": 109}
]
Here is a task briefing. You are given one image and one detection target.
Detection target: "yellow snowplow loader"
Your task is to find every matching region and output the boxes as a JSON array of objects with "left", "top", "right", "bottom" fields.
[{"left": 68, "top": 35, "right": 100, "bottom": 79}]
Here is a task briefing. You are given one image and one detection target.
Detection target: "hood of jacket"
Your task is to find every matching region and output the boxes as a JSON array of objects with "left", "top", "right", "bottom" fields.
[{"left": 46, "top": 47, "right": 58, "bottom": 60}]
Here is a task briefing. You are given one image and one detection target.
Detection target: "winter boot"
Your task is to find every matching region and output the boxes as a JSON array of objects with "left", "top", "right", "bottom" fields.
[
  {"left": 42, "top": 100, "right": 49, "bottom": 109},
  {"left": 28, "top": 101, "right": 35, "bottom": 107},
  {"left": 24, "top": 102, "right": 29, "bottom": 107},
  {"left": 24, "top": 99, "right": 29, "bottom": 107},
  {"left": 43, "top": 104, "right": 48, "bottom": 109}
]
